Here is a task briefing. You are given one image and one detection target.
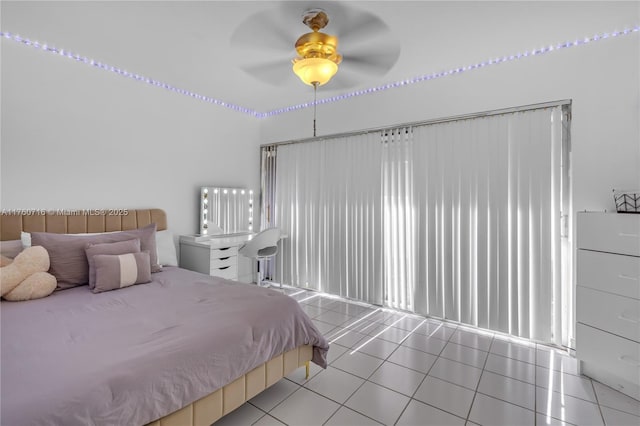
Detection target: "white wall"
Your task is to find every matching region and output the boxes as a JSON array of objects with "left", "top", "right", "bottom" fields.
[
  {"left": 2, "top": 1, "right": 638, "bottom": 239},
  {"left": 260, "top": 2, "right": 640, "bottom": 216},
  {"left": 1, "top": 35, "right": 261, "bottom": 239}
]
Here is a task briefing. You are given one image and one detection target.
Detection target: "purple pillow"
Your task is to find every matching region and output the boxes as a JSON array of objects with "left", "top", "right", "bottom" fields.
[
  {"left": 92, "top": 252, "right": 151, "bottom": 294},
  {"left": 85, "top": 239, "right": 141, "bottom": 290},
  {"left": 0, "top": 240, "right": 23, "bottom": 259},
  {"left": 31, "top": 223, "right": 161, "bottom": 290}
]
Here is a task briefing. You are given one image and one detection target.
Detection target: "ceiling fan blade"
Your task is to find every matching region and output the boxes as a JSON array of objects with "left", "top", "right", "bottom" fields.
[
  {"left": 341, "top": 53, "right": 398, "bottom": 76},
  {"left": 230, "top": 9, "right": 297, "bottom": 54},
  {"left": 239, "top": 59, "right": 295, "bottom": 86},
  {"left": 340, "top": 37, "right": 401, "bottom": 76},
  {"left": 321, "top": 71, "right": 363, "bottom": 91},
  {"left": 338, "top": 15, "right": 390, "bottom": 47}
]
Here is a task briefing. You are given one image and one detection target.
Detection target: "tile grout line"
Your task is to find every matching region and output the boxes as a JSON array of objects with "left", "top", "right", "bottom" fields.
[
  {"left": 248, "top": 405, "right": 272, "bottom": 426},
  {"left": 250, "top": 384, "right": 300, "bottom": 419},
  {"left": 589, "top": 378, "right": 607, "bottom": 426},
  {"left": 534, "top": 342, "right": 538, "bottom": 425},
  {"left": 330, "top": 314, "right": 424, "bottom": 425},
  {"left": 392, "top": 318, "right": 460, "bottom": 425},
  {"left": 329, "top": 312, "right": 556, "bottom": 423},
  {"left": 316, "top": 303, "right": 406, "bottom": 425},
  {"left": 293, "top": 292, "right": 460, "bottom": 423},
  {"left": 284, "top": 293, "right": 632, "bottom": 426},
  {"left": 464, "top": 333, "right": 496, "bottom": 424}
]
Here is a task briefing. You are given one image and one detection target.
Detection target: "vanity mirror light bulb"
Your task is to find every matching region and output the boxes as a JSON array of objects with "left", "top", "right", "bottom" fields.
[
  {"left": 223, "top": 189, "right": 228, "bottom": 194},
  {"left": 203, "top": 199, "right": 208, "bottom": 204},
  {"left": 203, "top": 229, "right": 208, "bottom": 234},
  {"left": 213, "top": 189, "right": 219, "bottom": 194},
  {"left": 241, "top": 190, "right": 245, "bottom": 194},
  {"left": 232, "top": 190, "right": 237, "bottom": 194},
  {"left": 203, "top": 188, "right": 208, "bottom": 194},
  {"left": 248, "top": 225, "right": 253, "bottom": 231},
  {"left": 203, "top": 209, "right": 208, "bottom": 214}
]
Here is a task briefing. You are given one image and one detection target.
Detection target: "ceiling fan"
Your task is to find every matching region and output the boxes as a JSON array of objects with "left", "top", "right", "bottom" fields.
[{"left": 230, "top": 1, "right": 401, "bottom": 91}]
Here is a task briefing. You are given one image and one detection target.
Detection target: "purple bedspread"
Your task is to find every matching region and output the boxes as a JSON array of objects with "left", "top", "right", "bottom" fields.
[{"left": 1, "top": 267, "right": 328, "bottom": 426}]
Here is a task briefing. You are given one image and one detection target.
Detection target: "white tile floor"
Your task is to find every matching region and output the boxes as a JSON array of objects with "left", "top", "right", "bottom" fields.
[{"left": 213, "top": 288, "right": 640, "bottom": 426}]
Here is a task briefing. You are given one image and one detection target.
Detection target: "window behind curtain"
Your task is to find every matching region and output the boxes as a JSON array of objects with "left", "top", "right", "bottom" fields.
[{"left": 262, "top": 102, "right": 572, "bottom": 347}]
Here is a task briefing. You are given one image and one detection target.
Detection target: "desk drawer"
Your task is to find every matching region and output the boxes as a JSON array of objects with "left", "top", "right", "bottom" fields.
[
  {"left": 577, "top": 286, "right": 640, "bottom": 342},
  {"left": 210, "top": 264, "right": 237, "bottom": 280},
  {"left": 577, "top": 212, "right": 640, "bottom": 256},
  {"left": 210, "top": 256, "right": 236, "bottom": 269},
  {"left": 577, "top": 250, "right": 640, "bottom": 299},
  {"left": 210, "top": 246, "right": 239, "bottom": 259}
]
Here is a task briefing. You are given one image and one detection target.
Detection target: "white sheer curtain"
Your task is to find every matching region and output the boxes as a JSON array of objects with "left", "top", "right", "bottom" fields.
[
  {"left": 381, "top": 127, "right": 417, "bottom": 312},
  {"left": 274, "top": 132, "right": 384, "bottom": 305},
  {"left": 384, "top": 107, "right": 567, "bottom": 344},
  {"left": 268, "top": 104, "right": 570, "bottom": 346}
]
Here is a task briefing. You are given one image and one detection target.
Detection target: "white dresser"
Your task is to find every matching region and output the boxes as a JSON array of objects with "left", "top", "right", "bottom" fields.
[
  {"left": 179, "top": 234, "right": 254, "bottom": 283},
  {"left": 576, "top": 212, "right": 640, "bottom": 400}
]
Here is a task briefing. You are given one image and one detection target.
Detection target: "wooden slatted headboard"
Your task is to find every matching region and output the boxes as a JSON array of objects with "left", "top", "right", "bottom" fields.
[{"left": 0, "top": 209, "right": 167, "bottom": 241}]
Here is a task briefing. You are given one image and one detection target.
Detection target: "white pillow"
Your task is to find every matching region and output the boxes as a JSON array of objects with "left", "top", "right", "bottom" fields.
[
  {"left": 21, "top": 230, "right": 114, "bottom": 248},
  {"left": 21, "top": 231, "right": 31, "bottom": 248},
  {"left": 155, "top": 230, "right": 178, "bottom": 267},
  {"left": 23, "top": 229, "right": 178, "bottom": 266}
]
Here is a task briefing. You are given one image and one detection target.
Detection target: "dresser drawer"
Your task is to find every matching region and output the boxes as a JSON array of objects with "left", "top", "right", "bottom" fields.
[
  {"left": 210, "top": 264, "right": 237, "bottom": 280},
  {"left": 577, "top": 324, "right": 640, "bottom": 397},
  {"left": 577, "top": 286, "right": 640, "bottom": 342},
  {"left": 577, "top": 212, "right": 640, "bottom": 256},
  {"left": 577, "top": 250, "right": 640, "bottom": 299},
  {"left": 210, "top": 246, "right": 239, "bottom": 259}
]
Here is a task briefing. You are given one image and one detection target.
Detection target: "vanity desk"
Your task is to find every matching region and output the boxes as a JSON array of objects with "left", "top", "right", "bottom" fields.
[{"left": 179, "top": 233, "right": 254, "bottom": 283}]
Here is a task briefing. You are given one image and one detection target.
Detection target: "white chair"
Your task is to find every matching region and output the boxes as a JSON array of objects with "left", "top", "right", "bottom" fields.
[{"left": 238, "top": 228, "right": 281, "bottom": 287}]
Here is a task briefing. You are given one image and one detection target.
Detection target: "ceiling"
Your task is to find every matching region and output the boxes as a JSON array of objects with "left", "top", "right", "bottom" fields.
[{"left": 2, "top": 1, "right": 637, "bottom": 115}]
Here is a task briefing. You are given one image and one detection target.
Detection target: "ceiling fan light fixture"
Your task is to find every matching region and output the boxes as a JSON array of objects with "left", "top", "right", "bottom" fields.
[
  {"left": 292, "top": 57, "right": 338, "bottom": 86},
  {"left": 291, "top": 9, "right": 342, "bottom": 86}
]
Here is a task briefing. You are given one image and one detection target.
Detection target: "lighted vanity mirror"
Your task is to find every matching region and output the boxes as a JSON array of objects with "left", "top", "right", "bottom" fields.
[{"left": 200, "top": 186, "right": 254, "bottom": 236}]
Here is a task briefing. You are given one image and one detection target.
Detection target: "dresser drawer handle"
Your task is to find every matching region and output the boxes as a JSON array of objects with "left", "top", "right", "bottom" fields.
[
  {"left": 618, "top": 274, "right": 639, "bottom": 281},
  {"left": 617, "top": 314, "right": 640, "bottom": 324},
  {"left": 218, "top": 257, "right": 230, "bottom": 261},
  {"left": 218, "top": 266, "right": 230, "bottom": 270},
  {"left": 618, "top": 355, "right": 640, "bottom": 368},
  {"left": 618, "top": 233, "right": 638, "bottom": 238},
  {"left": 218, "top": 247, "right": 231, "bottom": 251}
]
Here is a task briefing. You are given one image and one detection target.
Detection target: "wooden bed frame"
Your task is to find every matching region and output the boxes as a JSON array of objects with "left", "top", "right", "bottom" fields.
[{"left": 0, "top": 208, "right": 312, "bottom": 426}]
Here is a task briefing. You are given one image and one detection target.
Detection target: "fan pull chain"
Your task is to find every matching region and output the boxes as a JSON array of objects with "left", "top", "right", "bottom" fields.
[{"left": 313, "top": 82, "right": 318, "bottom": 137}]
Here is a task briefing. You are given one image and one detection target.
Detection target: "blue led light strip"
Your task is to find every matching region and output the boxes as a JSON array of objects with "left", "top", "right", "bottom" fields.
[
  {"left": 2, "top": 25, "right": 639, "bottom": 119},
  {"left": 0, "top": 31, "right": 263, "bottom": 118}
]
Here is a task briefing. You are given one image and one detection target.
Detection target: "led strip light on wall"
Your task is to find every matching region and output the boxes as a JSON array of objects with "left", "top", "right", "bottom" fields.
[
  {"left": 0, "top": 31, "right": 263, "bottom": 118},
  {"left": 1, "top": 25, "right": 638, "bottom": 118},
  {"left": 264, "top": 26, "right": 640, "bottom": 117}
]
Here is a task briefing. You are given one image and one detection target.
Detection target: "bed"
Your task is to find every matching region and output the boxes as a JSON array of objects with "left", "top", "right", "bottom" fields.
[{"left": 0, "top": 209, "right": 328, "bottom": 426}]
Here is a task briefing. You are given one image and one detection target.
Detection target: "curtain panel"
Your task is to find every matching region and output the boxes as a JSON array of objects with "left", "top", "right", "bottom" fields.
[
  {"left": 271, "top": 133, "right": 384, "bottom": 305},
  {"left": 263, "top": 104, "right": 571, "bottom": 346}
]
